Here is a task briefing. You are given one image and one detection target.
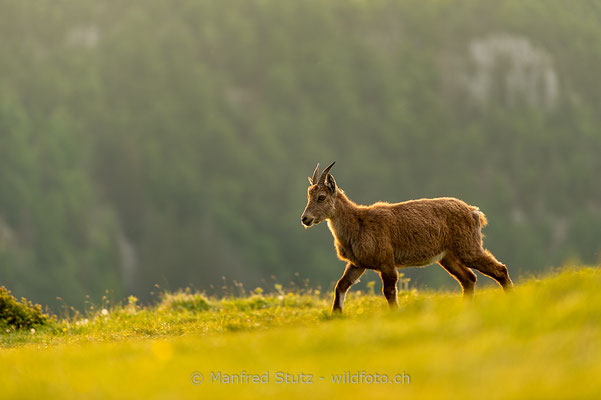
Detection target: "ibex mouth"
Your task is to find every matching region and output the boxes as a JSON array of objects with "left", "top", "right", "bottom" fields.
[{"left": 301, "top": 216, "right": 315, "bottom": 227}]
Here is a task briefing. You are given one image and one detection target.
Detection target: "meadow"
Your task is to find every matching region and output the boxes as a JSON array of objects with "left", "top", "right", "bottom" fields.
[{"left": 1, "top": 267, "right": 600, "bottom": 399}]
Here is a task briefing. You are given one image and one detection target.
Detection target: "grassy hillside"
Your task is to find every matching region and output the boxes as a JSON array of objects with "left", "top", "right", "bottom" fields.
[{"left": 1, "top": 266, "right": 600, "bottom": 399}]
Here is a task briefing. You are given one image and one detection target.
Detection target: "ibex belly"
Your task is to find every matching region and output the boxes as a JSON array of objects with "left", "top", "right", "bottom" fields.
[{"left": 396, "top": 251, "right": 446, "bottom": 268}]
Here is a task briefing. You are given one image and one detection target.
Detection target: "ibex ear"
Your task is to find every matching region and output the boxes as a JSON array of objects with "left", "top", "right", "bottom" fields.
[
  {"left": 326, "top": 173, "right": 337, "bottom": 195},
  {"left": 308, "top": 176, "right": 314, "bottom": 185}
]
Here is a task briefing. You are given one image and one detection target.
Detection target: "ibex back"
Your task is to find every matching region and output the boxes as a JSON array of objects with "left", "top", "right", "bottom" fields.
[{"left": 300, "top": 162, "right": 514, "bottom": 313}]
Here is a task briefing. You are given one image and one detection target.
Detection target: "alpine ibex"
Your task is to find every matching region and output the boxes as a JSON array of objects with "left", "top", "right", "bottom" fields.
[{"left": 301, "top": 162, "right": 514, "bottom": 313}]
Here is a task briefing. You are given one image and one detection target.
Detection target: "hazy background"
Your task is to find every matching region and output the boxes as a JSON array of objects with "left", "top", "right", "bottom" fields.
[{"left": 0, "top": 0, "right": 600, "bottom": 309}]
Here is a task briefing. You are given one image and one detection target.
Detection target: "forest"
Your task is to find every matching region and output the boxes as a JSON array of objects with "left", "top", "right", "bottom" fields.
[{"left": 0, "top": 0, "right": 600, "bottom": 308}]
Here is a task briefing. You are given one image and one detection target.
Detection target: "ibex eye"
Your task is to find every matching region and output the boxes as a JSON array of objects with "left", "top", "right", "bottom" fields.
[{"left": 318, "top": 195, "right": 326, "bottom": 202}]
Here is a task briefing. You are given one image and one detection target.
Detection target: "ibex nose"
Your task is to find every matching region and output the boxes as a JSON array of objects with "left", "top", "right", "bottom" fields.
[{"left": 301, "top": 215, "right": 314, "bottom": 227}]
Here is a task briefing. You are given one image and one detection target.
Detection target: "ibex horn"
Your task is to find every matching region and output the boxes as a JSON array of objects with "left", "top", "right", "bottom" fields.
[
  {"left": 318, "top": 161, "right": 336, "bottom": 185},
  {"left": 311, "top": 163, "right": 320, "bottom": 185}
]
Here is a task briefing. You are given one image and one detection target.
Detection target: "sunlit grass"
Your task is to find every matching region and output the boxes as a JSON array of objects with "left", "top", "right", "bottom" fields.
[{"left": 1, "top": 266, "right": 600, "bottom": 399}]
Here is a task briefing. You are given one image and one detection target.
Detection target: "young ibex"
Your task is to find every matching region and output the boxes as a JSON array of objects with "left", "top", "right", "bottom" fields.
[{"left": 301, "top": 162, "right": 514, "bottom": 313}]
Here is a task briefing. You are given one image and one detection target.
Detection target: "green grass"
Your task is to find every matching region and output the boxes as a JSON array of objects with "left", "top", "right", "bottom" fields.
[{"left": 1, "top": 267, "right": 600, "bottom": 399}]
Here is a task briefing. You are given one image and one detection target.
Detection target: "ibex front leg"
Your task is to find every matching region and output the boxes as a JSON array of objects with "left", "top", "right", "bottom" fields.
[
  {"left": 380, "top": 267, "right": 399, "bottom": 309},
  {"left": 332, "top": 263, "right": 365, "bottom": 313}
]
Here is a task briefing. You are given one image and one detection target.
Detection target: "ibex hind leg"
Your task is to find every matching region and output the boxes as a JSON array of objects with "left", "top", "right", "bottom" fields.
[
  {"left": 438, "top": 254, "right": 477, "bottom": 298},
  {"left": 460, "top": 250, "right": 513, "bottom": 292}
]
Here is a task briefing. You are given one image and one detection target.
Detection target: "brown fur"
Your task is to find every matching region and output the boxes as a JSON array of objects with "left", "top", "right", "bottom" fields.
[{"left": 301, "top": 163, "right": 513, "bottom": 313}]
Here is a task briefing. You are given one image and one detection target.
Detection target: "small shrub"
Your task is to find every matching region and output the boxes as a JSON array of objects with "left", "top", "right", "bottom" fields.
[
  {"left": 159, "top": 291, "right": 211, "bottom": 312},
  {"left": 0, "top": 286, "right": 54, "bottom": 331},
  {"left": 245, "top": 295, "right": 269, "bottom": 310}
]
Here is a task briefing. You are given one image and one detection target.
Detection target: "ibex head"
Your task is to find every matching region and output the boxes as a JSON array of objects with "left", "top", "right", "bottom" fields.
[{"left": 301, "top": 161, "right": 337, "bottom": 227}]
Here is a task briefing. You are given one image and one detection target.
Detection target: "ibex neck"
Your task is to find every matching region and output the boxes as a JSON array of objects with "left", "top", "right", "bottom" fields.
[{"left": 327, "top": 190, "right": 361, "bottom": 238}]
